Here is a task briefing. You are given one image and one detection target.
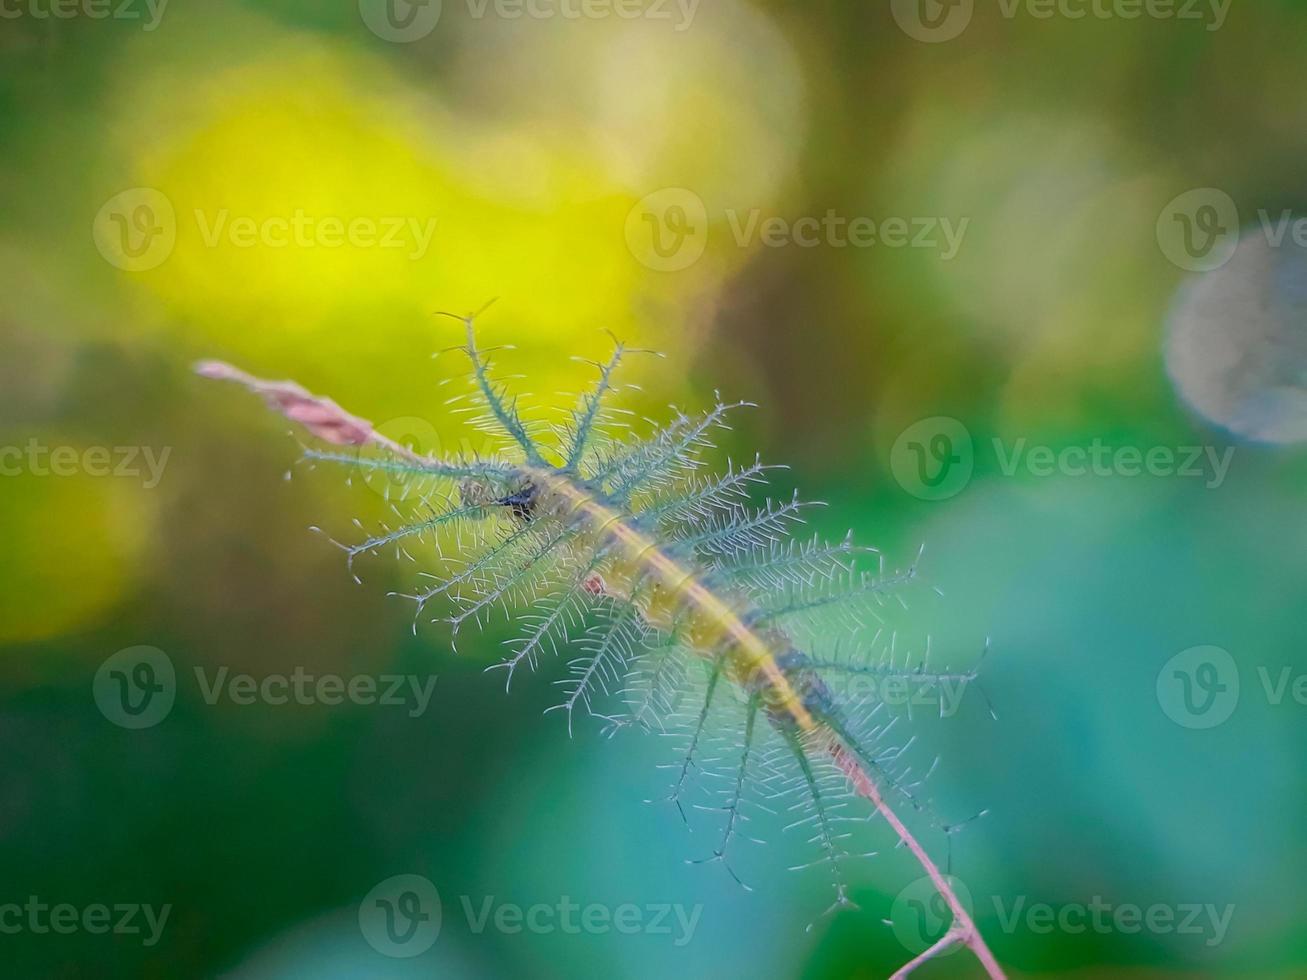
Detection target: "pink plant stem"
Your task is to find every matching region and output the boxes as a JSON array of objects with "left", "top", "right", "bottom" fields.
[
  {"left": 889, "top": 926, "right": 964, "bottom": 980},
  {"left": 829, "top": 745, "right": 1006, "bottom": 980}
]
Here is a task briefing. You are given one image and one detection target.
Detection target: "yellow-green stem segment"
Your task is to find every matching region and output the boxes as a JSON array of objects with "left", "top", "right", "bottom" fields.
[{"left": 527, "top": 466, "right": 818, "bottom": 733}]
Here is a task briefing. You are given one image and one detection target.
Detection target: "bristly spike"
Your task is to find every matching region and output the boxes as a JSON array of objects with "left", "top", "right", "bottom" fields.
[
  {"left": 564, "top": 338, "right": 626, "bottom": 471},
  {"left": 432, "top": 302, "right": 544, "bottom": 465}
]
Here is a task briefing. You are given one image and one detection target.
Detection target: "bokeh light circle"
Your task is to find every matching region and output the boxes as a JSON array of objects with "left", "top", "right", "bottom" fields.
[{"left": 1165, "top": 229, "right": 1307, "bottom": 443}]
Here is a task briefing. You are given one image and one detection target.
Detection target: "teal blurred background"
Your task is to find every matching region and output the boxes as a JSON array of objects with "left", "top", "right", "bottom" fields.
[{"left": 2, "top": 1, "right": 1306, "bottom": 977}]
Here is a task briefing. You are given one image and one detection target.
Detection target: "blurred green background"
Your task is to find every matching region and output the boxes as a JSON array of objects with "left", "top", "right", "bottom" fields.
[{"left": 3, "top": 0, "right": 1307, "bottom": 977}]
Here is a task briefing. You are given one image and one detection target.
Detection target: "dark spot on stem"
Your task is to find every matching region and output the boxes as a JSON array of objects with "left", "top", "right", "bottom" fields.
[{"left": 497, "top": 483, "right": 538, "bottom": 521}]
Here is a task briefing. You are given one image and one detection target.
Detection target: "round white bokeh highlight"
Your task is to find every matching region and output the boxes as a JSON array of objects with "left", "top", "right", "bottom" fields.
[{"left": 1165, "top": 229, "right": 1307, "bottom": 444}]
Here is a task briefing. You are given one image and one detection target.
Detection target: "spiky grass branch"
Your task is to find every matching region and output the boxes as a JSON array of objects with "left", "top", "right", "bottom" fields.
[
  {"left": 196, "top": 348, "right": 1005, "bottom": 980},
  {"left": 831, "top": 744, "right": 1003, "bottom": 978}
]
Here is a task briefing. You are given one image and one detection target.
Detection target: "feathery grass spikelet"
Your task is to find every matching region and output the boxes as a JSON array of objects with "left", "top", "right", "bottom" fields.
[{"left": 197, "top": 308, "right": 1005, "bottom": 978}]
